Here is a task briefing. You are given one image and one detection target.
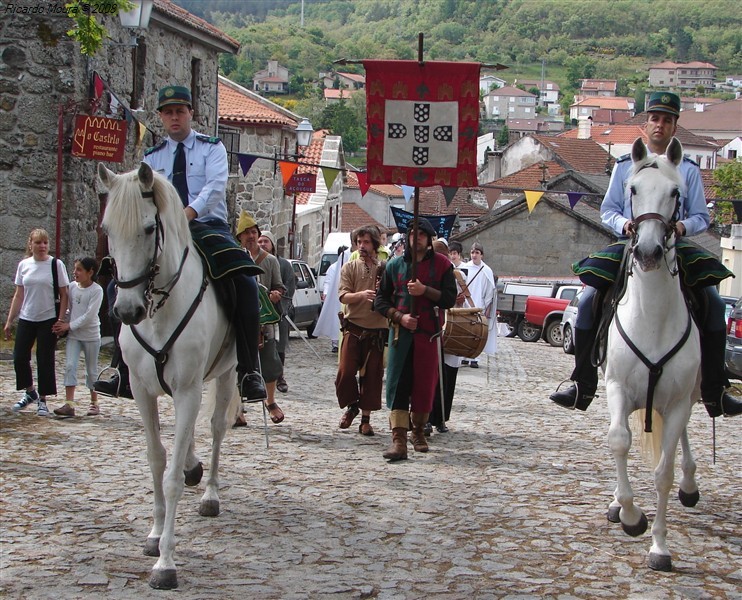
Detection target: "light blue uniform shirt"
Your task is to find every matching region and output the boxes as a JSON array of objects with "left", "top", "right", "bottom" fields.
[
  {"left": 600, "top": 154, "right": 709, "bottom": 238},
  {"left": 143, "top": 129, "right": 229, "bottom": 225}
]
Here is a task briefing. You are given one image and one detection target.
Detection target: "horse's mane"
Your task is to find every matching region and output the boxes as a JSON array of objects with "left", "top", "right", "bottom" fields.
[{"left": 103, "top": 167, "right": 191, "bottom": 246}]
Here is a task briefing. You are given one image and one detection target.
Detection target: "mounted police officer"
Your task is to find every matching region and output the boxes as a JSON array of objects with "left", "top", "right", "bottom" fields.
[{"left": 550, "top": 92, "right": 740, "bottom": 419}]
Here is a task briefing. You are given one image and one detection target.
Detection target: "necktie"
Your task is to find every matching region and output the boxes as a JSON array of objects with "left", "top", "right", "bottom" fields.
[{"left": 172, "top": 142, "right": 189, "bottom": 207}]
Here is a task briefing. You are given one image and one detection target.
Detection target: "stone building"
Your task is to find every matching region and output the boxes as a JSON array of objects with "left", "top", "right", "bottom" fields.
[{"left": 0, "top": 0, "right": 238, "bottom": 310}]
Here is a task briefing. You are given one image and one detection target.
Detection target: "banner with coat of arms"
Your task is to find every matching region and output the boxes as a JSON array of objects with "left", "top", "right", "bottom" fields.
[{"left": 363, "top": 60, "right": 480, "bottom": 188}]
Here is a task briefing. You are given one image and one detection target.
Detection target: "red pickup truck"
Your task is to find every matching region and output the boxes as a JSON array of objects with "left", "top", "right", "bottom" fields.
[{"left": 521, "top": 293, "right": 578, "bottom": 346}]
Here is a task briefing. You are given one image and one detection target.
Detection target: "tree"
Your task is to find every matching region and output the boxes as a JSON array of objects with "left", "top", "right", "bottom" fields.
[
  {"left": 497, "top": 126, "right": 509, "bottom": 148},
  {"left": 66, "top": 0, "right": 134, "bottom": 56},
  {"left": 319, "top": 99, "right": 365, "bottom": 153},
  {"left": 565, "top": 56, "right": 597, "bottom": 89},
  {"left": 712, "top": 160, "right": 742, "bottom": 225}
]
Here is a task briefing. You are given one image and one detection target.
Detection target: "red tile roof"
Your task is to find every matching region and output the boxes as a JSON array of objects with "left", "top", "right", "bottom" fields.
[
  {"left": 218, "top": 81, "right": 299, "bottom": 127},
  {"left": 571, "top": 97, "right": 633, "bottom": 110},
  {"left": 533, "top": 135, "right": 613, "bottom": 175},
  {"left": 494, "top": 161, "right": 565, "bottom": 189},
  {"left": 581, "top": 79, "right": 617, "bottom": 92},
  {"left": 345, "top": 172, "right": 404, "bottom": 198},
  {"left": 559, "top": 124, "right": 648, "bottom": 145},
  {"left": 487, "top": 86, "right": 537, "bottom": 98},
  {"left": 295, "top": 136, "right": 329, "bottom": 205},
  {"left": 154, "top": 0, "right": 239, "bottom": 52},
  {"left": 324, "top": 88, "right": 361, "bottom": 100},
  {"left": 649, "top": 61, "right": 717, "bottom": 69},
  {"left": 701, "top": 170, "right": 720, "bottom": 201},
  {"left": 417, "top": 187, "right": 489, "bottom": 218}
]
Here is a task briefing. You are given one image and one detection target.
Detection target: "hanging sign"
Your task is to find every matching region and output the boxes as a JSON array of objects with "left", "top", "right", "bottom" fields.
[
  {"left": 285, "top": 173, "right": 317, "bottom": 194},
  {"left": 71, "top": 115, "right": 127, "bottom": 163}
]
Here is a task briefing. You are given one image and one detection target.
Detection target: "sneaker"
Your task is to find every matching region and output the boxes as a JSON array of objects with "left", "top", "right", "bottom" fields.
[
  {"left": 86, "top": 404, "right": 100, "bottom": 416},
  {"left": 53, "top": 403, "right": 75, "bottom": 418},
  {"left": 37, "top": 400, "right": 50, "bottom": 417},
  {"left": 12, "top": 390, "right": 38, "bottom": 412}
]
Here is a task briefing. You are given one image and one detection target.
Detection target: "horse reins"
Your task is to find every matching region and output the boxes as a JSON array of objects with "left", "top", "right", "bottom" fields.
[{"left": 121, "top": 187, "right": 211, "bottom": 396}]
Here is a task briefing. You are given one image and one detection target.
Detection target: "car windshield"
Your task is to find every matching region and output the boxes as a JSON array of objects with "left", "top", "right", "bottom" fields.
[{"left": 319, "top": 254, "right": 338, "bottom": 275}]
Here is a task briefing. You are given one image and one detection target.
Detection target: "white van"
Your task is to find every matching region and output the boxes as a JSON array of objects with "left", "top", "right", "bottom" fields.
[{"left": 316, "top": 232, "right": 352, "bottom": 294}]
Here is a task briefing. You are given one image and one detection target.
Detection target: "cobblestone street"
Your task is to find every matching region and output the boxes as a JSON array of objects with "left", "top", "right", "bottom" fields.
[{"left": 1, "top": 335, "right": 740, "bottom": 599}]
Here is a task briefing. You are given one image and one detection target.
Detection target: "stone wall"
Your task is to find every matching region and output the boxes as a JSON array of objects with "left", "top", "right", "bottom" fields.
[{"left": 0, "top": 6, "right": 223, "bottom": 311}]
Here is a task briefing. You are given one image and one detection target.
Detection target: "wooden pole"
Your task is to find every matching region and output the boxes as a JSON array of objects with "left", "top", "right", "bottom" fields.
[{"left": 410, "top": 32, "right": 424, "bottom": 317}]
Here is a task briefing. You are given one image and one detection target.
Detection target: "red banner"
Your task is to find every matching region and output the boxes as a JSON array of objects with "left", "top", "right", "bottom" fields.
[
  {"left": 71, "top": 115, "right": 127, "bottom": 163},
  {"left": 285, "top": 172, "right": 317, "bottom": 194},
  {"left": 364, "top": 60, "right": 480, "bottom": 187}
]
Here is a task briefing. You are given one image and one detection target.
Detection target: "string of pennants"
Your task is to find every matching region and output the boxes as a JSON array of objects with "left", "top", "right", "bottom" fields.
[
  {"left": 479, "top": 185, "right": 605, "bottom": 213},
  {"left": 236, "top": 153, "right": 342, "bottom": 195}
]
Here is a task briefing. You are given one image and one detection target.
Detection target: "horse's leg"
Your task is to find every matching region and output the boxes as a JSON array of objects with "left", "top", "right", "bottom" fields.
[
  {"left": 606, "top": 385, "right": 647, "bottom": 536},
  {"left": 677, "top": 426, "right": 699, "bottom": 507},
  {"left": 648, "top": 403, "right": 690, "bottom": 572},
  {"left": 184, "top": 426, "right": 203, "bottom": 487},
  {"left": 134, "top": 394, "right": 167, "bottom": 558},
  {"left": 199, "top": 372, "right": 236, "bottom": 517},
  {"left": 149, "top": 387, "right": 202, "bottom": 590}
]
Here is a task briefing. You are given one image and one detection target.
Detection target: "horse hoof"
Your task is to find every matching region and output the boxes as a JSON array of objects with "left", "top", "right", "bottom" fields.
[
  {"left": 143, "top": 537, "right": 160, "bottom": 557},
  {"left": 678, "top": 488, "right": 700, "bottom": 508},
  {"left": 149, "top": 568, "right": 178, "bottom": 590},
  {"left": 648, "top": 552, "right": 672, "bottom": 572},
  {"left": 621, "top": 513, "right": 648, "bottom": 537},
  {"left": 607, "top": 506, "right": 621, "bottom": 523},
  {"left": 184, "top": 462, "right": 203, "bottom": 487},
  {"left": 199, "top": 499, "right": 220, "bottom": 517}
]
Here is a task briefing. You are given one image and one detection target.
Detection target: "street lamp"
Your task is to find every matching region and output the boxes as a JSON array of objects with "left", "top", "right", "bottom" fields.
[
  {"left": 118, "top": 0, "right": 154, "bottom": 28},
  {"left": 288, "top": 118, "right": 314, "bottom": 258}
]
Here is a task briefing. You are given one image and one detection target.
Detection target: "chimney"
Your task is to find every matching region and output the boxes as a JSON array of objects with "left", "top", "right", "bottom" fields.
[
  {"left": 577, "top": 116, "right": 591, "bottom": 139},
  {"left": 485, "top": 149, "right": 503, "bottom": 182}
]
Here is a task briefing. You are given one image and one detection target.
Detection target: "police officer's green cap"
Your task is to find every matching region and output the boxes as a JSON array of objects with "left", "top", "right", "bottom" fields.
[
  {"left": 157, "top": 85, "right": 192, "bottom": 110},
  {"left": 646, "top": 92, "right": 680, "bottom": 117}
]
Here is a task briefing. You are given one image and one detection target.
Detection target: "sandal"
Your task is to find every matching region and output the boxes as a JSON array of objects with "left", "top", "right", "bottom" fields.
[{"left": 265, "top": 402, "right": 284, "bottom": 424}]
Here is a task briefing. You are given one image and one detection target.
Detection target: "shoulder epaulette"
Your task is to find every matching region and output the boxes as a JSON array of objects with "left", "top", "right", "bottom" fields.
[
  {"left": 616, "top": 153, "right": 631, "bottom": 163},
  {"left": 144, "top": 140, "right": 166, "bottom": 156},
  {"left": 682, "top": 155, "right": 699, "bottom": 167},
  {"left": 196, "top": 135, "right": 221, "bottom": 144}
]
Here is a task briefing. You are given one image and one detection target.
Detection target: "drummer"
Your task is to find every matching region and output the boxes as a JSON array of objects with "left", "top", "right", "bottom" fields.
[{"left": 462, "top": 242, "right": 498, "bottom": 368}]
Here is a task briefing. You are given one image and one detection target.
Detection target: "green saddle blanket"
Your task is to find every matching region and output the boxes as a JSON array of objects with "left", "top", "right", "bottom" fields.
[
  {"left": 573, "top": 239, "right": 733, "bottom": 291},
  {"left": 190, "top": 224, "right": 263, "bottom": 280}
]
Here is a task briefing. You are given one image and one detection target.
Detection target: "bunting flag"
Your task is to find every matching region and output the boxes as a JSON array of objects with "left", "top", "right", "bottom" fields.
[
  {"left": 238, "top": 154, "right": 259, "bottom": 177},
  {"left": 525, "top": 190, "right": 545, "bottom": 213},
  {"left": 390, "top": 206, "right": 457, "bottom": 239},
  {"left": 92, "top": 72, "right": 104, "bottom": 100},
  {"left": 356, "top": 171, "right": 371, "bottom": 197},
  {"left": 321, "top": 167, "right": 340, "bottom": 191},
  {"left": 135, "top": 119, "right": 147, "bottom": 149},
  {"left": 401, "top": 185, "right": 415, "bottom": 203},
  {"left": 483, "top": 187, "right": 501, "bottom": 209},
  {"left": 442, "top": 186, "right": 458, "bottom": 206},
  {"left": 364, "top": 60, "right": 480, "bottom": 187},
  {"left": 566, "top": 192, "right": 584, "bottom": 209},
  {"left": 279, "top": 161, "right": 299, "bottom": 187}
]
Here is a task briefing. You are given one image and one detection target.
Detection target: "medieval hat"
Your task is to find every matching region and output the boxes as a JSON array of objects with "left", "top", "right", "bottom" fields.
[
  {"left": 157, "top": 85, "right": 192, "bottom": 111},
  {"left": 235, "top": 210, "right": 260, "bottom": 237},
  {"left": 645, "top": 92, "right": 681, "bottom": 118},
  {"left": 408, "top": 218, "right": 437, "bottom": 239},
  {"left": 260, "top": 231, "right": 277, "bottom": 254}
]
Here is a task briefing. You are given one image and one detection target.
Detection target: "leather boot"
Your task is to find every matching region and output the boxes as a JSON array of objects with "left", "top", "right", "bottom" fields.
[
  {"left": 550, "top": 327, "right": 598, "bottom": 411},
  {"left": 700, "top": 330, "right": 742, "bottom": 418},
  {"left": 409, "top": 412, "right": 430, "bottom": 452},
  {"left": 383, "top": 410, "right": 409, "bottom": 461}
]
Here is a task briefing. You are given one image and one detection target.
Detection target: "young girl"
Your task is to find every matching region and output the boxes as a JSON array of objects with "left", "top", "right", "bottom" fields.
[
  {"left": 52, "top": 257, "right": 104, "bottom": 417},
  {"left": 5, "top": 228, "right": 69, "bottom": 417}
]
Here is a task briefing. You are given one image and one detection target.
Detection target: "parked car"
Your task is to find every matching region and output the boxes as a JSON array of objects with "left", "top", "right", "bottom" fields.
[
  {"left": 288, "top": 259, "right": 322, "bottom": 333},
  {"left": 560, "top": 289, "right": 583, "bottom": 354},
  {"left": 725, "top": 296, "right": 742, "bottom": 380}
]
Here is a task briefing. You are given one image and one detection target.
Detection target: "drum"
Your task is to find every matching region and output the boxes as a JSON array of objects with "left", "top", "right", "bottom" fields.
[{"left": 442, "top": 307, "right": 488, "bottom": 358}]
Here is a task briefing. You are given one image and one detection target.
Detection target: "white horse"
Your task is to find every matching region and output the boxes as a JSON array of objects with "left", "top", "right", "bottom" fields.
[
  {"left": 603, "top": 137, "right": 701, "bottom": 572},
  {"left": 98, "top": 162, "right": 239, "bottom": 589}
]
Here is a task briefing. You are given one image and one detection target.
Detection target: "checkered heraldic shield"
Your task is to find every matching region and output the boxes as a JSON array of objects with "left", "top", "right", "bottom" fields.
[{"left": 363, "top": 60, "right": 480, "bottom": 187}]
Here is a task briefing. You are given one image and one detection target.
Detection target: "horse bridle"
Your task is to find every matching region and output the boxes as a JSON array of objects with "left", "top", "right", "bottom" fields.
[
  {"left": 627, "top": 162, "right": 681, "bottom": 277},
  {"left": 112, "top": 189, "right": 190, "bottom": 317}
]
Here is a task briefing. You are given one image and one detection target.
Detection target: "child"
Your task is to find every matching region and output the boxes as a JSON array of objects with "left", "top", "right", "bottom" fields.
[{"left": 52, "top": 257, "right": 104, "bottom": 417}]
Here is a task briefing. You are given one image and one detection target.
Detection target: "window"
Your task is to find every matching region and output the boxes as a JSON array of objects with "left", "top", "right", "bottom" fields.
[
  {"left": 728, "top": 150, "right": 738, "bottom": 159},
  {"left": 190, "top": 58, "right": 201, "bottom": 117},
  {"left": 218, "top": 125, "right": 241, "bottom": 174},
  {"left": 299, "top": 263, "right": 315, "bottom": 288}
]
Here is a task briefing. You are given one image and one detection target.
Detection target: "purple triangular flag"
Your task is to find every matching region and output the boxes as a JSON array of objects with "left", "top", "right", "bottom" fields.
[
  {"left": 442, "top": 186, "right": 458, "bottom": 206},
  {"left": 237, "top": 154, "right": 259, "bottom": 177},
  {"left": 566, "top": 192, "right": 583, "bottom": 209}
]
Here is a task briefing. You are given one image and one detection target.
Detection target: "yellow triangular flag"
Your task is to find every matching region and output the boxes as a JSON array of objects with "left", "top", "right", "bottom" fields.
[
  {"left": 279, "top": 161, "right": 299, "bottom": 187},
  {"left": 136, "top": 120, "right": 147, "bottom": 147},
  {"left": 322, "top": 167, "right": 340, "bottom": 191},
  {"left": 525, "top": 190, "right": 544, "bottom": 213}
]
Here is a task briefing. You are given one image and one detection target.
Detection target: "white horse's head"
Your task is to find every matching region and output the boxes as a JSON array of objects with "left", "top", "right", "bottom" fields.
[
  {"left": 98, "top": 162, "right": 190, "bottom": 325},
  {"left": 628, "top": 137, "right": 684, "bottom": 272}
]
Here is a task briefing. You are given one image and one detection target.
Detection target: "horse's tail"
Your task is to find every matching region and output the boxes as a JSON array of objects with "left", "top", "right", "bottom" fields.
[
  {"left": 630, "top": 409, "right": 664, "bottom": 468},
  {"left": 200, "top": 378, "right": 240, "bottom": 428}
]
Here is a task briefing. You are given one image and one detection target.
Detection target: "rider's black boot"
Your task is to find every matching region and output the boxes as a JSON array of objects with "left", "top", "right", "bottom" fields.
[
  {"left": 550, "top": 328, "right": 598, "bottom": 411},
  {"left": 700, "top": 329, "right": 742, "bottom": 418}
]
